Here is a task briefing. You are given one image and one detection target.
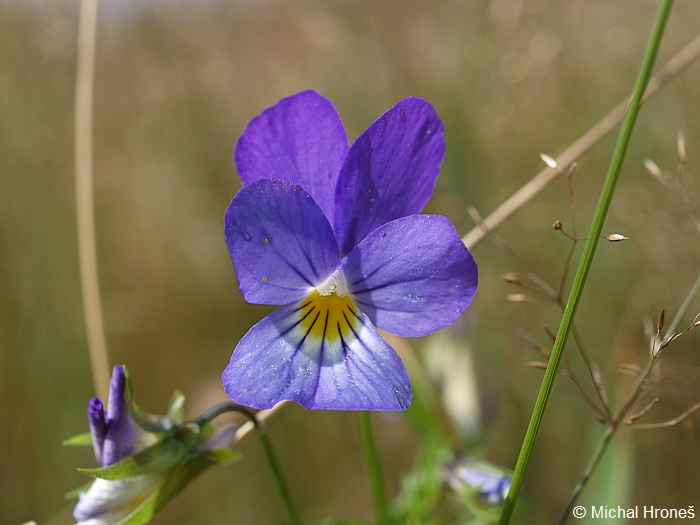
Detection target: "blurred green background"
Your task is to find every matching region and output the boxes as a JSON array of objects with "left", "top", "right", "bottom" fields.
[{"left": 2, "top": 0, "right": 700, "bottom": 523}]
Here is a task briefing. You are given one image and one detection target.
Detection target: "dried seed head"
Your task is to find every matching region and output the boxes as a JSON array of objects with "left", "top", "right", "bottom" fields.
[
  {"left": 644, "top": 158, "right": 663, "bottom": 180},
  {"left": 527, "top": 361, "right": 549, "bottom": 371},
  {"left": 677, "top": 130, "right": 687, "bottom": 162},
  {"left": 656, "top": 337, "right": 672, "bottom": 357},
  {"left": 544, "top": 326, "right": 557, "bottom": 344},
  {"left": 502, "top": 272, "right": 523, "bottom": 285},
  {"left": 605, "top": 233, "right": 629, "bottom": 242},
  {"left": 505, "top": 293, "right": 536, "bottom": 303},
  {"left": 553, "top": 220, "right": 563, "bottom": 231},
  {"left": 540, "top": 153, "right": 562, "bottom": 172},
  {"left": 657, "top": 309, "right": 666, "bottom": 333},
  {"left": 590, "top": 363, "right": 609, "bottom": 407}
]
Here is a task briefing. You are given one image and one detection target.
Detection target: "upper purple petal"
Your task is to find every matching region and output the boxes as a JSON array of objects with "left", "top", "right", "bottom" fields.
[
  {"left": 224, "top": 178, "right": 341, "bottom": 305},
  {"left": 342, "top": 214, "right": 478, "bottom": 337},
  {"left": 233, "top": 90, "right": 349, "bottom": 222},
  {"left": 222, "top": 302, "right": 412, "bottom": 411},
  {"left": 101, "top": 365, "right": 143, "bottom": 466},
  {"left": 334, "top": 97, "right": 445, "bottom": 255}
]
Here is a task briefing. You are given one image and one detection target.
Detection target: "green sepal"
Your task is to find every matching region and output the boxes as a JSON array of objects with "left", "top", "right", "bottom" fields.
[
  {"left": 202, "top": 447, "right": 241, "bottom": 466},
  {"left": 107, "top": 447, "right": 241, "bottom": 525},
  {"left": 196, "top": 420, "right": 219, "bottom": 443},
  {"left": 62, "top": 432, "right": 93, "bottom": 447},
  {"left": 78, "top": 424, "right": 200, "bottom": 481},
  {"left": 122, "top": 366, "right": 179, "bottom": 433},
  {"left": 166, "top": 390, "right": 186, "bottom": 425}
]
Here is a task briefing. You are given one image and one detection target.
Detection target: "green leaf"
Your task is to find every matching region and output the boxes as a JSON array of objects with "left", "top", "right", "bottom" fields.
[
  {"left": 392, "top": 436, "right": 452, "bottom": 524},
  {"left": 62, "top": 432, "right": 93, "bottom": 446}
]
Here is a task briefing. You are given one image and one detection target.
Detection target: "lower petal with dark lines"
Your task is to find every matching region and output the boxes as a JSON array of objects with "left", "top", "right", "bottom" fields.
[{"left": 222, "top": 296, "right": 412, "bottom": 411}]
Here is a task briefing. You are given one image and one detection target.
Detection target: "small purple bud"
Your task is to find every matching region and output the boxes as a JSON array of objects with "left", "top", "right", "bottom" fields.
[
  {"left": 100, "top": 365, "right": 153, "bottom": 466},
  {"left": 73, "top": 365, "right": 240, "bottom": 524},
  {"left": 87, "top": 398, "right": 106, "bottom": 464},
  {"left": 447, "top": 459, "right": 512, "bottom": 506}
]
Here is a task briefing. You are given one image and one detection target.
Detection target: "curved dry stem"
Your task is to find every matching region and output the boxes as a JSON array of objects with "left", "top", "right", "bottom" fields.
[
  {"left": 231, "top": 401, "right": 291, "bottom": 446},
  {"left": 75, "top": 0, "right": 110, "bottom": 400},
  {"left": 463, "top": 33, "right": 700, "bottom": 250}
]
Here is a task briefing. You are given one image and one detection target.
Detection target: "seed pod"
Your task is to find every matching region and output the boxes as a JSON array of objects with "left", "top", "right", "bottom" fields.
[
  {"left": 540, "top": 153, "right": 561, "bottom": 171},
  {"left": 605, "top": 233, "right": 629, "bottom": 242},
  {"left": 677, "top": 130, "right": 687, "bottom": 162}
]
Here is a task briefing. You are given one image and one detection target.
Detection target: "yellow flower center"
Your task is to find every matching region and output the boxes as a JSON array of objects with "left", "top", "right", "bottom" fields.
[{"left": 298, "top": 290, "right": 359, "bottom": 343}]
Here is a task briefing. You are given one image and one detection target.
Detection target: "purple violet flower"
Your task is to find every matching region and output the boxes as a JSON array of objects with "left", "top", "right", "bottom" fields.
[{"left": 222, "top": 90, "right": 478, "bottom": 411}]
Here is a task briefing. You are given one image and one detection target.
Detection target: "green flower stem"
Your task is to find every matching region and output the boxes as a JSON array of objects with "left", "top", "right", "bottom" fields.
[
  {"left": 256, "top": 424, "right": 302, "bottom": 525},
  {"left": 358, "top": 411, "right": 392, "bottom": 524},
  {"left": 498, "top": 2, "right": 675, "bottom": 524},
  {"left": 555, "top": 425, "right": 615, "bottom": 525},
  {"left": 198, "top": 403, "right": 301, "bottom": 525}
]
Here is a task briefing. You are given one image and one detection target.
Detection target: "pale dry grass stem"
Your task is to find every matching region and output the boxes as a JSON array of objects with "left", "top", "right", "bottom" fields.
[
  {"left": 75, "top": 0, "right": 110, "bottom": 400},
  {"left": 462, "top": 33, "right": 700, "bottom": 250}
]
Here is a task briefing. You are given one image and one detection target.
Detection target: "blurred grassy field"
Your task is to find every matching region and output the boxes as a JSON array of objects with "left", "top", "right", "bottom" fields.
[{"left": 2, "top": 1, "right": 700, "bottom": 523}]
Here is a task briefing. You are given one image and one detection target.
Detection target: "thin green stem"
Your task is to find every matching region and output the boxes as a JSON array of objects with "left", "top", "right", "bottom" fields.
[
  {"left": 256, "top": 425, "right": 302, "bottom": 525},
  {"left": 555, "top": 425, "right": 615, "bottom": 525},
  {"left": 664, "top": 271, "right": 700, "bottom": 340},
  {"left": 499, "top": 2, "right": 675, "bottom": 524},
  {"left": 195, "top": 401, "right": 257, "bottom": 426},
  {"left": 617, "top": 353, "right": 659, "bottom": 424},
  {"left": 199, "top": 403, "right": 301, "bottom": 525},
  {"left": 358, "top": 411, "right": 391, "bottom": 524}
]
